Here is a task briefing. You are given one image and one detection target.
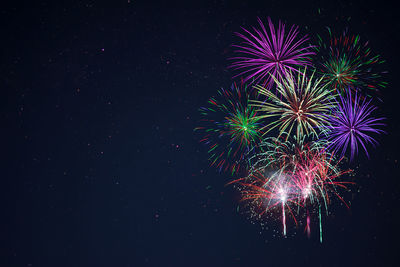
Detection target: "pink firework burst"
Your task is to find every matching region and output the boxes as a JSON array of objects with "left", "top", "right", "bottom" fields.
[{"left": 229, "top": 17, "right": 315, "bottom": 90}]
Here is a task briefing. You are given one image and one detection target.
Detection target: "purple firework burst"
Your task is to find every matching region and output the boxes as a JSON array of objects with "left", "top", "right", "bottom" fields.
[
  {"left": 325, "top": 89, "right": 385, "bottom": 160},
  {"left": 229, "top": 17, "right": 315, "bottom": 89}
]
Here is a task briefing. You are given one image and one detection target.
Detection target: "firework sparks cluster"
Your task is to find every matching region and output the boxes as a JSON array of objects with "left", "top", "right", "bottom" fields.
[{"left": 195, "top": 17, "right": 386, "bottom": 241}]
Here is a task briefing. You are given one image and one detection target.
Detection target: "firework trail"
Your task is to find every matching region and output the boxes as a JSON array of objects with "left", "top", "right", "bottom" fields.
[{"left": 305, "top": 210, "right": 311, "bottom": 238}]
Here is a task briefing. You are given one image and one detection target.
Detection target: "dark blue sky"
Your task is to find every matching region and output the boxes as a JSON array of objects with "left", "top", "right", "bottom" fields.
[{"left": 2, "top": 1, "right": 399, "bottom": 266}]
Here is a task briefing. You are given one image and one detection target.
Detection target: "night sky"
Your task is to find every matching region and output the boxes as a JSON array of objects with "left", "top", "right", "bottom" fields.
[{"left": 2, "top": 1, "right": 400, "bottom": 266}]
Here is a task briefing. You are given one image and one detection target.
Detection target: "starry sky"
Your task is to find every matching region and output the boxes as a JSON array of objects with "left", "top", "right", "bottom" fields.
[{"left": 2, "top": 1, "right": 400, "bottom": 266}]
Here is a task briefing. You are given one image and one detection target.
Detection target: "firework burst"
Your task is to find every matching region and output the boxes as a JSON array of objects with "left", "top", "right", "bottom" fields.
[
  {"left": 196, "top": 17, "right": 386, "bottom": 241},
  {"left": 246, "top": 133, "right": 324, "bottom": 174},
  {"left": 230, "top": 169, "right": 299, "bottom": 236},
  {"left": 195, "top": 83, "right": 262, "bottom": 175},
  {"left": 323, "top": 89, "right": 385, "bottom": 160},
  {"left": 251, "top": 68, "right": 335, "bottom": 140},
  {"left": 230, "top": 135, "right": 352, "bottom": 238},
  {"left": 315, "top": 28, "right": 387, "bottom": 95},
  {"left": 229, "top": 17, "right": 315, "bottom": 90}
]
